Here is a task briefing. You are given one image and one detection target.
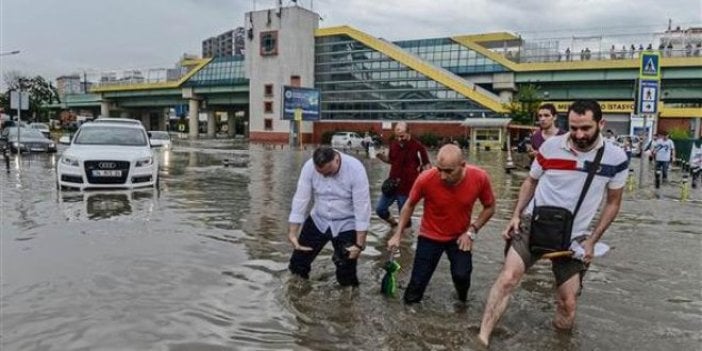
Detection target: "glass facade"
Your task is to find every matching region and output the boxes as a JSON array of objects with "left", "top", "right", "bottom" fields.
[
  {"left": 184, "top": 55, "right": 248, "bottom": 87},
  {"left": 394, "top": 37, "right": 507, "bottom": 75},
  {"left": 315, "top": 35, "right": 503, "bottom": 121}
]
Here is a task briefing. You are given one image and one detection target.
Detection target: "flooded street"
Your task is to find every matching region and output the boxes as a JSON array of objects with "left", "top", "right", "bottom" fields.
[{"left": 1, "top": 139, "right": 701, "bottom": 351}]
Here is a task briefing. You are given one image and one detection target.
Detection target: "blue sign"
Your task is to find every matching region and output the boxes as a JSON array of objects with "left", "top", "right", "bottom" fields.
[
  {"left": 639, "top": 51, "right": 660, "bottom": 80},
  {"left": 637, "top": 80, "right": 659, "bottom": 114},
  {"left": 174, "top": 104, "right": 188, "bottom": 117},
  {"left": 282, "top": 86, "right": 320, "bottom": 121}
]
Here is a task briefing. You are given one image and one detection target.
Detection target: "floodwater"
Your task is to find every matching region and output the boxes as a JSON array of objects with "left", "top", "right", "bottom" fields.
[{"left": 1, "top": 139, "right": 700, "bottom": 351}]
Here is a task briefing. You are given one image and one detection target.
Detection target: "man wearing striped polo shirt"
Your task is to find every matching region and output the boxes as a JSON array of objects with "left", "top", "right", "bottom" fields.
[{"left": 479, "top": 100, "right": 628, "bottom": 346}]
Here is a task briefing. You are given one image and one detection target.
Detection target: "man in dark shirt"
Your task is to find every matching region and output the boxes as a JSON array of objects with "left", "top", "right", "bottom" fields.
[
  {"left": 375, "top": 122, "right": 431, "bottom": 227},
  {"left": 527, "top": 103, "right": 566, "bottom": 159}
]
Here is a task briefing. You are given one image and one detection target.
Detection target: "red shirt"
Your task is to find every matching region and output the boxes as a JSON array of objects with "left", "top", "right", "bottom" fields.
[
  {"left": 388, "top": 138, "right": 431, "bottom": 195},
  {"left": 408, "top": 166, "right": 495, "bottom": 242}
]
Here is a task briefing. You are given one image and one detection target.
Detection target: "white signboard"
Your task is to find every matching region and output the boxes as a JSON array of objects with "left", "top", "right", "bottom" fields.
[{"left": 10, "top": 91, "right": 29, "bottom": 110}]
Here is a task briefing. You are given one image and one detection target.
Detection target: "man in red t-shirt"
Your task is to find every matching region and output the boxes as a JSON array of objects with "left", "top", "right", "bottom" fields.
[
  {"left": 387, "top": 144, "right": 496, "bottom": 304},
  {"left": 376, "top": 122, "right": 431, "bottom": 227}
]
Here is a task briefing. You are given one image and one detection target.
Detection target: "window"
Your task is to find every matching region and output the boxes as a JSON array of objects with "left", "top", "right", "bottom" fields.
[
  {"left": 264, "top": 118, "right": 273, "bottom": 130},
  {"left": 264, "top": 84, "right": 273, "bottom": 97},
  {"left": 260, "top": 31, "right": 278, "bottom": 56},
  {"left": 475, "top": 129, "right": 500, "bottom": 141},
  {"left": 264, "top": 101, "right": 273, "bottom": 113},
  {"left": 290, "top": 75, "right": 301, "bottom": 87}
]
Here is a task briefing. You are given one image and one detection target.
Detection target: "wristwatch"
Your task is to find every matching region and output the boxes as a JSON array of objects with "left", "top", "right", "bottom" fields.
[
  {"left": 465, "top": 231, "right": 476, "bottom": 241},
  {"left": 470, "top": 223, "right": 479, "bottom": 233}
]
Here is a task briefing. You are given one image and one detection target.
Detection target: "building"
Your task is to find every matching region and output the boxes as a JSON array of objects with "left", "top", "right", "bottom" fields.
[
  {"left": 56, "top": 74, "right": 84, "bottom": 97},
  {"left": 56, "top": 5, "right": 701, "bottom": 144},
  {"left": 202, "top": 27, "right": 246, "bottom": 58}
]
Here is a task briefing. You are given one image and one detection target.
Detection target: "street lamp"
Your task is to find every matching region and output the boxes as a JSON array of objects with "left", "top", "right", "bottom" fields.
[{"left": 0, "top": 50, "right": 21, "bottom": 56}]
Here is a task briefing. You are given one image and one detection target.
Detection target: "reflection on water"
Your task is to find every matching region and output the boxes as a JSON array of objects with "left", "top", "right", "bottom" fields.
[
  {"left": 1, "top": 143, "right": 700, "bottom": 351},
  {"left": 58, "top": 189, "right": 157, "bottom": 221}
]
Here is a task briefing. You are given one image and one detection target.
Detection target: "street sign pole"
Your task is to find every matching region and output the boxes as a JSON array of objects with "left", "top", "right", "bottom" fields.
[
  {"left": 639, "top": 112, "right": 647, "bottom": 187},
  {"left": 637, "top": 51, "right": 661, "bottom": 188},
  {"left": 10, "top": 90, "right": 29, "bottom": 157}
]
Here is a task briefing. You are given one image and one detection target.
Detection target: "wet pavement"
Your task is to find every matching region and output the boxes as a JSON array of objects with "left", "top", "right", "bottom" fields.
[{"left": 1, "top": 139, "right": 701, "bottom": 351}]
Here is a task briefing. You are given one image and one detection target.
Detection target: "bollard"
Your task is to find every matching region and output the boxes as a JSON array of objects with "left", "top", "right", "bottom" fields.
[
  {"left": 3, "top": 148, "right": 9, "bottom": 173},
  {"left": 681, "top": 173, "right": 689, "bottom": 201},
  {"left": 626, "top": 169, "right": 636, "bottom": 192},
  {"left": 654, "top": 169, "right": 661, "bottom": 189}
]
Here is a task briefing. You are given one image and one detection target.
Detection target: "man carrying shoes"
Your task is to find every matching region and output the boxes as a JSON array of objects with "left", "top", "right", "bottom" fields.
[{"left": 478, "top": 100, "right": 628, "bottom": 347}]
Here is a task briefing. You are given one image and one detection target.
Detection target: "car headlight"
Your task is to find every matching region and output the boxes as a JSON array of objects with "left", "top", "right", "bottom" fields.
[
  {"left": 49, "top": 143, "right": 55, "bottom": 148},
  {"left": 13, "top": 142, "right": 24, "bottom": 148},
  {"left": 135, "top": 156, "right": 153, "bottom": 167},
  {"left": 60, "top": 156, "right": 79, "bottom": 167}
]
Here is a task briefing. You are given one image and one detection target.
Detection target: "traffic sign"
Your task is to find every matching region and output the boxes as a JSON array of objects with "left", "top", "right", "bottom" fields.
[
  {"left": 639, "top": 51, "right": 661, "bottom": 80},
  {"left": 637, "top": 80, "right": 659, "bottom": 114},
  {"left": 10, "top": 91, "right": 29, "bottom": 110}
]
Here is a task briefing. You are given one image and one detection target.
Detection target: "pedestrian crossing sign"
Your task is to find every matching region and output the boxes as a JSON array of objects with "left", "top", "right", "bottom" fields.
[
  {"left": 637, "top": 80, "right": 659, "bottom": 114},
  {"left": 639, "top": 51, "right": 661, "bottom": 80}
]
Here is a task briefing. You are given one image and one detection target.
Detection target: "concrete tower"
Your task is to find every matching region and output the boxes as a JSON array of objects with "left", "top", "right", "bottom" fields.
[{"left": 245, "top": 5, "right": 319, "bottom": 143}]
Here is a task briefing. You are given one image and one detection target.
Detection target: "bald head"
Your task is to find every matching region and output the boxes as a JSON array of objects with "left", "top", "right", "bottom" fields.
[
  {"left": 394, "top": 122, "right": 408, "bottom": 133},
  {"left": 394, "top": 122, "right": 409, "bottom": 141},
  {"left": 436, "top": 144, "right": 466, "bottom": 185},
  {"left": 437, "top": 144, "right": 464, "bottom": 165}
]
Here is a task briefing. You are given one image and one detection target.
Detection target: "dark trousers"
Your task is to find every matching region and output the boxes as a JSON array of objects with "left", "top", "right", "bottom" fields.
[
  {"left": 288, "top": 217, "right": 359, "bottom": 287},
  {"left": 404, "top": 236, "right": 473, "bottom": 304},
  {"left": 656, "top": 160, "right": 670, "bottom": 180}
]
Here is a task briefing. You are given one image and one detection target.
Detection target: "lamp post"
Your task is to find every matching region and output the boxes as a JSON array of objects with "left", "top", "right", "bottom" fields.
[{"left": 0, "top": 50, "right": 21, "bottom": 56}]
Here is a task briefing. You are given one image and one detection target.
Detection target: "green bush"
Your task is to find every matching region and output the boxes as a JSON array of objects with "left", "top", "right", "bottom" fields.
[
  {"left": 668, "top": 127, "right": 691, "bottom": 140},
  {"left": 418, "top": 133, "right": 440, "bottom": 148}
]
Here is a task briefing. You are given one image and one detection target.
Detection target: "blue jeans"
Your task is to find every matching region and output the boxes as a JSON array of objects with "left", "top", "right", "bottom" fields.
[
  {"left": 288, "top": 217, "right": 359, "bottom": 286},
  {"left": 656, "top": 161, "right": 670, "bottom": 180},
  {"left": 404, "top": 236, "right": 473, "bottom": 304},
  {"left": 375, "top": 193, "right": 408, "bottom": 221}
]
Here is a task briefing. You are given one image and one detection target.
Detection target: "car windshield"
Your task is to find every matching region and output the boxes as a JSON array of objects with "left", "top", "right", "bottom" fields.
[
  {"left": 74, "top": 126, "right": 147, "bottom": 146},
  {"left": 150, "top": 131, "right": 170, "bottom": 140},
  {"left": 92, "top": 119, "right": 141, "bottom": 125},
  {"left": 30, "top": 123, "right": 49, "bottom": 130},
  {"left": 6, "top": 128, "right": 45, "bottom": 138}
]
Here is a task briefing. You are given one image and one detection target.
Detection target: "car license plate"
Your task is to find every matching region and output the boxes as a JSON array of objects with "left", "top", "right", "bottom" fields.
[
  {"left": 31, "top": 148, "right": 44, "bottom": 151},
  {"left": 92, "top": 170, "right": 122, "bottom": 177}
]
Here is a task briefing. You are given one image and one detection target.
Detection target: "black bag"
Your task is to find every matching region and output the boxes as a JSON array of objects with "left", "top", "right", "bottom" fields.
[
  {"left": 529, "top": 206, "right": 575, "bottom": 254},
  {"left": 381, "top": 178, "right": 400, "bottom": 196},
  {"left": 529, "top": 145, "right": 605, "bottom": 254}
]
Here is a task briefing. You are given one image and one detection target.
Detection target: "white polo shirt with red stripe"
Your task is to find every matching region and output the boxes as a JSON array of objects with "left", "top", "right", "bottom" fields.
[{"left": 527, "top": 133, "right": 629, "bottom": 239}]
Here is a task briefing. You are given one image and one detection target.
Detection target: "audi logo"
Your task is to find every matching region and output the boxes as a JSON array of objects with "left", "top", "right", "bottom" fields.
[{"left": 98, "top": 162, "right": 117, "bottom": 169}]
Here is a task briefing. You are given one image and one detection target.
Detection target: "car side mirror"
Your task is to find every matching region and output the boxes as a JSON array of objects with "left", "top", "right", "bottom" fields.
[{"left": 147, "top": 132, "right": 152, "bottom": 138}]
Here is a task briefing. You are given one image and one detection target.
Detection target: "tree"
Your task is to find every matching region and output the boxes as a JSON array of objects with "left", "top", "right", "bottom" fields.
[
  {"left": 1, "top": 71, "right": 60, "bottom": 122},
  {"left": 504, "top": 84, "right": 542, "bottom": 126}
]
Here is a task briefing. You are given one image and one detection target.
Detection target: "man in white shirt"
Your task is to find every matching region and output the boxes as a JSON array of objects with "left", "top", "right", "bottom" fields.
[
  {"left": 652, "top": 131, "right": 676, "bottom": 182},
  {"left": 479, "top": 100, "right": 628, "bottom": 346},
  {"left": 288, "top": 147, "right": 371, "bottom": 287}
]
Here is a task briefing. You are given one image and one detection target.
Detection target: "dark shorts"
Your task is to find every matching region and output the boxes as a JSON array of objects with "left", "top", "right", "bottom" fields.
[{"left": 510, "top": 214, "right": 588, "bottom": 287}]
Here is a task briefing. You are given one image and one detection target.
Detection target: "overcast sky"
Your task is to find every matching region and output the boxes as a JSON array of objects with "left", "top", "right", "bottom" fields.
[{"left": 1, "top": 0, "right": 700, "bottom": 89}]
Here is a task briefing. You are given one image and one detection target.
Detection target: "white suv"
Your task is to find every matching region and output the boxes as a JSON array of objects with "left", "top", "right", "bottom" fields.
[
  {"left": 331, "top": 132, "right": 364, "bottom": 149},
  {"left": 57, "top": 121, "right": 158, "bottom": 190}
]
